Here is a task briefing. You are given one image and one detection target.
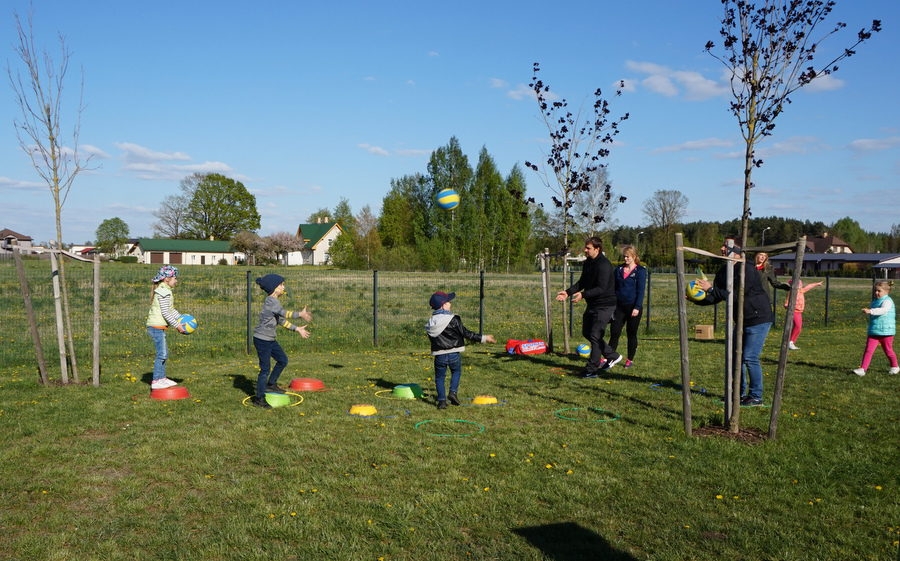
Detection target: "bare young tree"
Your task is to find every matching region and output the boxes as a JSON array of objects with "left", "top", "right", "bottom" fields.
[
  {"left": 525, "top": 62, "right": 629, "bottom": 352},
  {"left": 571, "top": 167, "right": 623, "bottom": 238},
  {"left": 642, "top": 189, "right": 689, "bottom": 237},
  {"left": 525, "top": 62, "right": 629, "bottom": 253},
  {"left": 152, "top": 194, "right": 191, "bottom": 238},
  {"left": 8, "top": 10, "right": 96, "bottom": 383},
  {"left": 705, "top": 0, "right": 881, "bottom": 433}
]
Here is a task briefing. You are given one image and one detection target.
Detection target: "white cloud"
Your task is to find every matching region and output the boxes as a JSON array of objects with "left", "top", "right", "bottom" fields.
[
  {"left": 489, "top": 78, "right": 508, "bottom": 89},
  {"left": 625, "top": 60, "right": 727, "bottom": 100},
  {"left": 618, "top": 79, "right": 638, "bottom": 93},
  {"left": 653, "top": 138, "right": 734, "bottom": 153},
  {"left": 357, "top": 144, "right": 429, "bottom": 158},
  {"left": 80, "top": 144, "right": 111, "bottom": 159},
  {"left": 394, "top": 148, "right": 431, "bottom": 157},
  {"left": 506, "top": 83, "right": 538, "bottom": 101},
  {"left": 804, "top": 73, "right": 844, "bottom": 92},
  {"left": 358, "top": 143, "right": 390, "bottom": 156},
  {"left": 115, "top": 142, "right": 232, "bottom": 181},
  {"left": 642, "top": 74, "right": 678, "bottom": 97},
  {"left": 848, "top": 136, "right": 900, "bottom": 152},
  {"left": 116, "top": 142, "right": 191, "bottom": 162},
  {"left": 756, "top": 136, "right": 823, "bottom": 158},
  {"left": 0, "top": 176, "right": 45, "bottom": 190}
]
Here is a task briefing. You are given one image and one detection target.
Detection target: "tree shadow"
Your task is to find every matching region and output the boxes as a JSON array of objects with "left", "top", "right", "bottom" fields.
[{"left": 512, "top": 521, "right": 638, "bottom": 561}]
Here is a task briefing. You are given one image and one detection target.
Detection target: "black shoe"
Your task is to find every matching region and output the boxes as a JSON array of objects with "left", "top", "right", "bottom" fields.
[
  {"left": 252, "top": 397, "right": 272, "bottom": 409},
  {"left": 448, "top": 392, "right": 460, "bottom": 406},
  {"left": 266, "top": 384, "right": 286, "bottom": 394},
  {"left": 740, "top": 396, "right": 763, "bottom": 407},
  {"left": 437, "top": 400, "right": 448, "bottom": 410},
  {"left": 599, "top": 355, "right": 623, "bottom": 370},
  {"left": 580, "top": 371, "right": 599, "bottom": 379}
]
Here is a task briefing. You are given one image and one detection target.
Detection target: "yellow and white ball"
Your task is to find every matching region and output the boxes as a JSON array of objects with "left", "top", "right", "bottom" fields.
[
  {"left": 576, "top": 343, "right": 591, "bottom": 358},
  {"left": 686, "top": 280, "right": 706, "bottom": 302}
]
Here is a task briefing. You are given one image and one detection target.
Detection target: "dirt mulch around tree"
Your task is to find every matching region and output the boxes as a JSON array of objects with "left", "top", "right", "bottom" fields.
[{"left": 693, "top": 425, "right": 767, "bottom": 444}]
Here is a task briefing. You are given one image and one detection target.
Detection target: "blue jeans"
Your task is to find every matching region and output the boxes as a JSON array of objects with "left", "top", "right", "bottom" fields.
[
  {"left": 147, "top": 327, "right": 168, "bottom": 382},
  {"left": 740, "top": 322, "right": 771, "bottom": 399},
  {"left": 433, "top": 352, "right": 462, "bottom": 402},
  {"left": 253, "top": 337, "right": 288, "bottom": 398}
]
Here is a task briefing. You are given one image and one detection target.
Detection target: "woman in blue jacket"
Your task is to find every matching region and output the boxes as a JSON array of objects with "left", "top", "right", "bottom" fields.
[{"left": 608, "top": 245, "right": 647, "bottom": 368}]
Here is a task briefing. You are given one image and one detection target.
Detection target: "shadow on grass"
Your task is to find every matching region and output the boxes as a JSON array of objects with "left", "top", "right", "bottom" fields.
[
  {"left": 512, "top": 521, "right": 638, "bottom": 561},
  {"left": 495, "top": 350, "right": 585, "bottom": 377},
  {"left": 230, "top": 374, "right": 256, "bottom": 397},
  {"left": 366, "top": 377, "right": 397, "bottom": 390}
]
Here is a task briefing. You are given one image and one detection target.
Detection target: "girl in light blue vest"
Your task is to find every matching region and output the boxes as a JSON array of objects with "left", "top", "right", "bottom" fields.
[{"left": 853, "top": 281, "right": 898, "bottom": 376}]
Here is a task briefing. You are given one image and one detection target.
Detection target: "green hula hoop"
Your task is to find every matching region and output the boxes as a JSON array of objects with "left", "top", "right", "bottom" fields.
[
  {"left": 414, "top": 419, "right": 485, "bottom": 437},
  {"left": 554, "top": 407, "right": 621, "bottom": 422}
]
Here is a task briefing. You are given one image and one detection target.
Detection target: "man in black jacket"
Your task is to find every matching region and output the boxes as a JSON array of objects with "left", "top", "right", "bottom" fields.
[
  {"left": 694, "top": 236, "right": 773, "bottom": 406},
  {"left": 557, "top": 237, "right": 621, "bottom": 378}
]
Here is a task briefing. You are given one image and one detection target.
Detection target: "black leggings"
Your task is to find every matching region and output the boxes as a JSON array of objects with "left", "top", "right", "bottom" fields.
[{"left": 608, "top": 303, "right": 642, "bottom": 361}]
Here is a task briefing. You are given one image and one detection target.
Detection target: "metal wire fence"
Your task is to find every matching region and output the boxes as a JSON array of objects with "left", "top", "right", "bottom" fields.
[
  {"left": 1, "top": 259, "right": 557, "bottom": 375},
  {"left": 2, "top": 256, "right": 872, "bottom": 381}
]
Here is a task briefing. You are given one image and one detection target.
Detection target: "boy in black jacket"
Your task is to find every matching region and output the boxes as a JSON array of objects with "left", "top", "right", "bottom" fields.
[{"left": 425, "top": 291, "right": 496, "bottom": 409}]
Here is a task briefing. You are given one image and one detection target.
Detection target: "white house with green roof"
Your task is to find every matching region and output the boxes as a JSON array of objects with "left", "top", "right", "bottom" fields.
[
  {"left": 285, "top": 222, "right": 343, "bottom": 266},
  {"left": 129, "top": 238, "right": 240, "bottom": 266}
]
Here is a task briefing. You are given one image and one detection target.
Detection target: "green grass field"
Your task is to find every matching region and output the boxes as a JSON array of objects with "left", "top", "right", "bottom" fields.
[{"left": 1, "top": 260, "right": 897, "bottom": 560}]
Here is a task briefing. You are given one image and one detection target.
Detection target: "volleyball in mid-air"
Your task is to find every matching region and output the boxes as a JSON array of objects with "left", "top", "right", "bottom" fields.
[
  {"left": 686, "top": 280, "right": 706, "bottom": 302},
  {"left": 179, "top": 314, "right": 198, "bottom": 334},
  {"left": 576, "top": 343, "right": 591, "bottom": 358},
  {"left": 436, "top": 188, "right": 460, "bottom": 210}
]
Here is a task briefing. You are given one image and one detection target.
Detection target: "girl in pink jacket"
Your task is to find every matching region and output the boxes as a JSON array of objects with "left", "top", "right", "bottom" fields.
[{"left": 784, "top": 279, "right": 823, "bottom": 350}]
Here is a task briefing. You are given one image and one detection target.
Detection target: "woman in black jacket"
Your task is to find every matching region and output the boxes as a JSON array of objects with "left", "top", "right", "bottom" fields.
[{"left": 693, "top": 237, "right": 773, "bottom": 407}]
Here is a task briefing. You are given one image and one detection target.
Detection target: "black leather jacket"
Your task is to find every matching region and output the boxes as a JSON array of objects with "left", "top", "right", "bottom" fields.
[{"left": 427, "top": 314, "right": 484, "bottom": 354}]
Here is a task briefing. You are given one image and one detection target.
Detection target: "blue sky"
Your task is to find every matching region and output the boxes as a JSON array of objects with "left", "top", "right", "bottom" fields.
[{"left": 3, "top": 0, "right": 898, "bottom": 245}]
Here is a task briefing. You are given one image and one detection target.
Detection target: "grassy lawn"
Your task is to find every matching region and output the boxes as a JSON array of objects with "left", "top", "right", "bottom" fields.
[{"left": 0, "top": 261, "right": 897, "bottom": 559}]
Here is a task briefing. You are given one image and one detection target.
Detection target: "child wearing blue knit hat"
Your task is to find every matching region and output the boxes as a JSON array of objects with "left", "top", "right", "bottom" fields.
[{"left": 251, "top": 273, "right": 313, "bottom": 408}]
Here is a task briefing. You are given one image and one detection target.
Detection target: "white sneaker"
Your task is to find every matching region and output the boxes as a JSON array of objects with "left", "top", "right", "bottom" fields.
[
  {"left": 151, "top": 378, "right": 177, "bottom": 389},
  {"left": 889, "top": 367, "right": 899, "bottom": 375},
  {"left": 852, "top": 368, "right": 866, "bottom": 377},
  {"left": 788, "top": 341, "right": 799, "bottom": 350}
]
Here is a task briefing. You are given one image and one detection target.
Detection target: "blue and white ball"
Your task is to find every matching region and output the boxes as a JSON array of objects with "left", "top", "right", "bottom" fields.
[
  {"left": 576, "top": 343, "right": 591, "bottom": 358},
  {"left": 436, "top": 188, "right": 460, "bottom": 210}
]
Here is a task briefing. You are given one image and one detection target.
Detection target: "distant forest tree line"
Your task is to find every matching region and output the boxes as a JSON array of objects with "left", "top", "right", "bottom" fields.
[{"left": 108, "top": 136, "right": 900, "bottom": 272}]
